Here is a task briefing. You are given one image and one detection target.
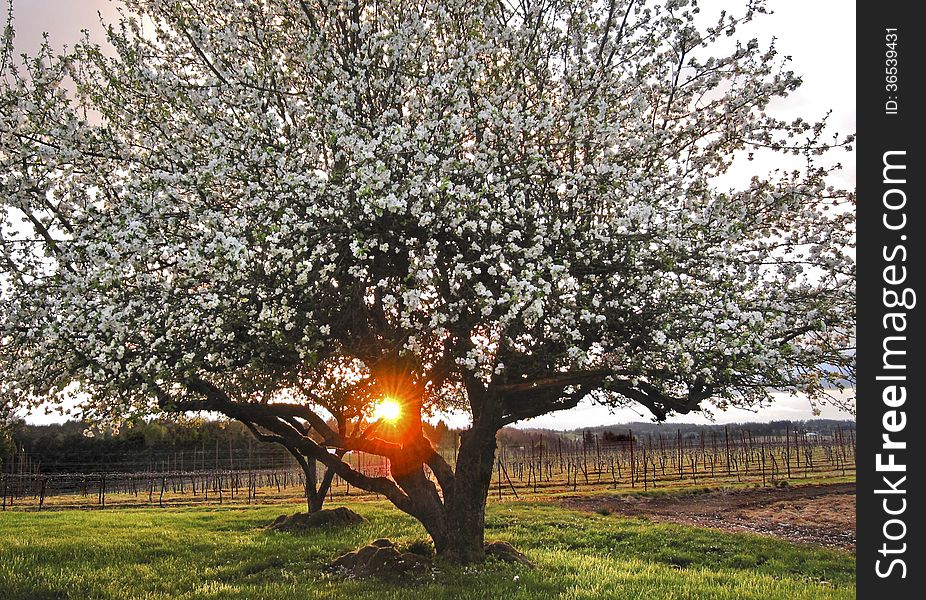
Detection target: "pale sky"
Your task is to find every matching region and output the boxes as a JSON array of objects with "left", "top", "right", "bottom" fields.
[{"left": 10, "top": 1, "right": 856, "bottom": 429}]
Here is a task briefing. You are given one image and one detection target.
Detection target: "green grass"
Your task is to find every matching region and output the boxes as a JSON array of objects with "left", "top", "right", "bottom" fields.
[{"left": 0, "top": 501, "right": 854, "bottom": 599}]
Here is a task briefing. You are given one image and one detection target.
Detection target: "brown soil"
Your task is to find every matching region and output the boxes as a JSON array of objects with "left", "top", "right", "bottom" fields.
[
  {"left": 559, "top": 482, "right": 856, "bottom": 550},
  {"left": 329, "top": 538, "right": 431, "bottom": 578}
]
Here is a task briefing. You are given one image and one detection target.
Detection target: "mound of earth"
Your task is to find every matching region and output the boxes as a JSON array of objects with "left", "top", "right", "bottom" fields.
[
  {"left": 329, "top": 539, "right": 430, "bottom": 578},
  {"left": 329, "top": 539, "right": 533, "bottom": 578},
  {"left": 267, "top": 507, "right": 366, "bottom": 532}
]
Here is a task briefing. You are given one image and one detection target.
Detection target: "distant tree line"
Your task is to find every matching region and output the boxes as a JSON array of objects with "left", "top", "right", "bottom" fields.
[
  {"left": 3, "top": 417, "right": 854, "bottom": 474},
  {"left": 2, "top": 419, "right": 285, "bottom": 474},
  {"left": 571, "top": 419, "right": 856, "bottom": 443},
  {"left": 2, "top": 417, "right": 463, "bottom": 474}
]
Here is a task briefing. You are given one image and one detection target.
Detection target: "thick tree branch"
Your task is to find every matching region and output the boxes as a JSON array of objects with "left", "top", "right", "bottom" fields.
[{"left": 152, "top": 375, "right": 431, "bottom": 514}]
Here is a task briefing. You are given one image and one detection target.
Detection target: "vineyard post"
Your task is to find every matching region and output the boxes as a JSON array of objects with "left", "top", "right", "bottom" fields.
[
  {"left": 581, "top": 437, "right": 589, "bottom": 485},
  {"left": 838, "top": 427, "right": 844, "bottom": 472},
  {"left": 838, "top": 426, "right": 847, "bottom": 476},
  {"left": 724, "top": 426, "right": 731, "bottom": 477},
  {"left": 528, "top": 440, "right": 533, "bottom": 491},
  {"left": 841, "top": 427, "right": 848, "bottom": 476},
  {"left": 804, "top": 430, "right": 811, "bottom": 476},
  {"left": 677, "top": 429, "right": 683, "bottom": 480},
  {"left": 642, "top": 444, "right": 648, "bottom": 491},
  {"left": 699, "top": 431, "right": 705, "bottom": 474},
  {"left": 497, "top": 454, "right": 502, "bottom": 500},
  {"left": 629, "top": 429, "right": 635, "bottom": 488},
  {"left": 795, "top": 428, "right": 802, "bottom": 470},
  {"left": 808, "top": 430, "right": 815, "bottom": 471},
  {"left": 657, "top": 433, "right": 666, "bottom": 476},
  {"left": 760, "top": 443, "right": 766, "bottom": 486},
  {"left": 533, "top": 440, "right": 538, "bottom": 493},
  {"left": 647, "top": 434, "right": 657, "bottom": 480},
  {"left": 499, "top": 458, "right": 519, "bottom": 499},
  {"left": 741, "top": 430, "right": 749, "bottom": 477},
  {"left": 538, "top": 436, "right": 544, "bottom": 483}
]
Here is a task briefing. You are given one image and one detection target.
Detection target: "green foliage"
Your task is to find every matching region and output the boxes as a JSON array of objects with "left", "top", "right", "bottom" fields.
[
  {"left": 9, "top": 419, "right": 290, "bottom": 473},
  {"left": 0, "top": 502, "right": 854, "bottom": 599},
  {"left": 0, "top": 428, "right": 14, "bottom": 458}
]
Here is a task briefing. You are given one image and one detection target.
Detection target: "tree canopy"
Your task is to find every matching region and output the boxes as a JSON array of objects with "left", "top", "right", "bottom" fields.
[{"left": 1, "top": 0, "right": 854, "bottom": 561}]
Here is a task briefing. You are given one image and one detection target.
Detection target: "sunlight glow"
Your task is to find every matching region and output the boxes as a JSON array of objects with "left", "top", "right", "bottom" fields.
[{"left": 373, "top": 397, "right": 402, "bottom": 422}]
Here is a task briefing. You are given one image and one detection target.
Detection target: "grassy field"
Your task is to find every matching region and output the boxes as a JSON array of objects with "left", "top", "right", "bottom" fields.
[{"left": 0, "top": 499, "right": 854, "bottom": 599}]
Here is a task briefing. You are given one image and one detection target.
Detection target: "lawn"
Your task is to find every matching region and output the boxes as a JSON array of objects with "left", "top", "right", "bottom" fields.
[{"left": 0, "top": 500, "right": 854, "bottom": 599}]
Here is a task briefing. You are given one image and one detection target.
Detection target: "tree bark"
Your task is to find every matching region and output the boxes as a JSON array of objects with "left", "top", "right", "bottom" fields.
[
  {"left": 287, "top": 446, "right": 325, "bottom": 513},
  {"left": 315, "top": 465, "right": 336, "bottom": 510},
  {"left": 435, "top": 417, "right": 500, "bottom": 563},
  {"left": 305, "top": 459, "right": 327, "bottom": 513}
]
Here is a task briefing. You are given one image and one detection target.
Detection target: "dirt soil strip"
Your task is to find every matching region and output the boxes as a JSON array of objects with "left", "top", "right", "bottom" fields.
[{"left": 558, "top": 483, "right": 856, "bottom": 550}]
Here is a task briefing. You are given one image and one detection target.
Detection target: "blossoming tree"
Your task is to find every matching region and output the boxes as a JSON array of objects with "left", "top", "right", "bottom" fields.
[{"left": 1, "top": 0, "right": 854, "bottom": 562}]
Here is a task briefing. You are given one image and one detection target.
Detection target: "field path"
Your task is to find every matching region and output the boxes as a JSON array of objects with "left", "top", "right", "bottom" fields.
[{"left": 559, "top": 482, "right": 856, "bottom": 550}]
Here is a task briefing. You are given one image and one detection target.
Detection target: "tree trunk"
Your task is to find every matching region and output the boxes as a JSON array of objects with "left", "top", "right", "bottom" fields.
[
  {"left": 307, "top": 483, "right": 325, "bottom": 513},
  {"left": 295, "top": 453, "right": 338, "bottom": 513},
  {"left": 290, "top": 449, "right": 325, "bottom": 513},
  {"left": 314, "top": 464, "right": 337, "bottom": 511},
  {"left": 434, "top": 419, "right": 499, "bottom": 563}
]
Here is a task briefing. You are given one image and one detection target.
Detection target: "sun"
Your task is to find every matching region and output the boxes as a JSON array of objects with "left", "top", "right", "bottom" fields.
[{"left": 373, "top": 397, "right": 401, "bottom": 422}]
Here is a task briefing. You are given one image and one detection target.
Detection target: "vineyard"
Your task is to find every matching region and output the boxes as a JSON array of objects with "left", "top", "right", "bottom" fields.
[{"left": 1, "top": 426, "right": 855, "bottom": 511}]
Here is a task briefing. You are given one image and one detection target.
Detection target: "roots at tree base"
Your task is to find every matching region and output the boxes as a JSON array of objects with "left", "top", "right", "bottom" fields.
[{"left": 329, "top": 538, "right": 533, "bottom": 578}]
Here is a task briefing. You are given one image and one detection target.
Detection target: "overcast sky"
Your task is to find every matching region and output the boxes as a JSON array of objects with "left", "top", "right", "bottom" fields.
[{"left": 9, "top": 1, "right": 856, "bottom": 429}]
